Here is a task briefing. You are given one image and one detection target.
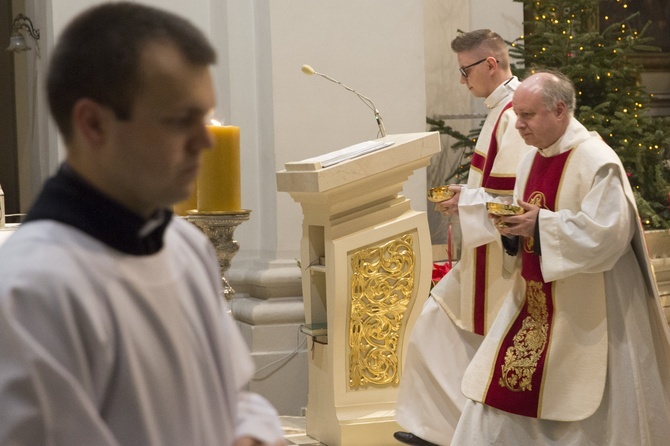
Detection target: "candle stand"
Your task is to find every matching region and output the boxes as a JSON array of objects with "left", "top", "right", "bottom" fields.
[{"left": 186, "top": 210, "right": 251, "bottom": 300}]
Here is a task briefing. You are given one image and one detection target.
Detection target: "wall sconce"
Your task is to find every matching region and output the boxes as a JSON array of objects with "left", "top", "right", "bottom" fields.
[{"left": 6, "top": 13, "right": 40, "bottom": 53}]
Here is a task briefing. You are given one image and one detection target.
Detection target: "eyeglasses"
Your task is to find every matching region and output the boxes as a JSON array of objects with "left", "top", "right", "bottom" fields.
[{"left": 459, "top": 58, "right": 496, "bottom": 79}]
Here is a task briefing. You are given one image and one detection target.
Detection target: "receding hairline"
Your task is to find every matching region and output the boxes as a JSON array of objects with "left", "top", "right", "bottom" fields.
[
  {"left": 520, "top": 73, "right": 553, "bottom": 92},
  {"left": 520, "top": 71, "right": 576, "bottom": 113}
]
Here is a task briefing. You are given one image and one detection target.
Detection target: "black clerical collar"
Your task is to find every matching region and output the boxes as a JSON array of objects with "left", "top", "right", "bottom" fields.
[{"left": 24, "top": 164, "right": 172, "bottom": 255}]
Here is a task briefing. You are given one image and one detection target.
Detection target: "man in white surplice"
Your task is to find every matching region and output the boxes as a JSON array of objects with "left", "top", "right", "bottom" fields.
[
  {"left": 0, "top": 3, "right": 284, "bottom": 445},
  {"left": 453, "top": 70, "right": 670, "bottom": 445},
  {"left": 394, "top": 30, "right": 532, "bottom": 446}
]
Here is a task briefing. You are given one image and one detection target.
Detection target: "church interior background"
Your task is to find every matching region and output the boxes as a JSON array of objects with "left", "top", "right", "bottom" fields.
[{"left": 1, "top": 0, "right": 669, "bottom": 444}]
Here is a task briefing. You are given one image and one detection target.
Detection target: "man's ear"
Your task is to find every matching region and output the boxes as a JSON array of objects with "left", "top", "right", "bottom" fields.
[
  {"left": 71, "top": 98, "right": 113, "bottom": 148},
  {"left": 487, "top": 56, "right": 498, "bottom": 74},
  {"left": 555, "top": 100, "right": 568, "bottom": 120}
]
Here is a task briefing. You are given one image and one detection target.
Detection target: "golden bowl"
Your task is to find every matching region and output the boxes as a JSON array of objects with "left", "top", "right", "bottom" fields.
[
  {"left": 427, "top": 186, "right": 456, "bottom": 202},
  {"left": 486, "top": 202, "right": 525, "bottom": 216}
]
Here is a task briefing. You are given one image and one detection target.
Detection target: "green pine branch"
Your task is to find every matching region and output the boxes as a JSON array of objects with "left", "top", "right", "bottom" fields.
[{"left": 427, "top": 117, "right": 480, "bottom": 184}]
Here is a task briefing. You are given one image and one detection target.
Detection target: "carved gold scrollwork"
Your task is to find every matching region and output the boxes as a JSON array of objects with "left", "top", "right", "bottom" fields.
[
  {"left": 348, "top": 234, "right": 415, "bottom": 389},
  {"left": 499, "top": 280, "right": 549, "bottom": 392}
]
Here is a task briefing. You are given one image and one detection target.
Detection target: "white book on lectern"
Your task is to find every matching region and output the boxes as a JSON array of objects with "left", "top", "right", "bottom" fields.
[{"left": 284, "top": 140, "right": 394, "bottom": 171}]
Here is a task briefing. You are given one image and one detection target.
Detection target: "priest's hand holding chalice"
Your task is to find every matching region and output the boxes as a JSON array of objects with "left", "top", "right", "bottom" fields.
[
  {"left": 487, "top": 199, "right": 540, "bottom": 238},
  {"left": 427, "top": 184, "right": 462, "bottom": 216}
]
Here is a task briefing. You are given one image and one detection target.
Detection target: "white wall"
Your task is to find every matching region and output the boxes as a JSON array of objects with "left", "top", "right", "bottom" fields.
[{"left": 258, "top": 0, "right": 427, "bottom": 265}]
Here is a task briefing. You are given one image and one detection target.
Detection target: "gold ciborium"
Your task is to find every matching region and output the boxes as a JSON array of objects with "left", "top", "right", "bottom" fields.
[
  {"left": 186, "top": 209, "right": 251, "bottom": 300},
  {"left": 427, "top": 185, "right": 456, "bottom": 202},
  {"left": 486, "top": 202, "right": 525, "bottom": 216}
]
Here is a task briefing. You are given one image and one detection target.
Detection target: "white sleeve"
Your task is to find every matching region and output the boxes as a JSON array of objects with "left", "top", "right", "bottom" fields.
[
  {"left": 458, "top": 186, "right": 501, "bottom": 250},
  {"left": 222, "top": 299, "right": 284, "bottom": 444},
  {"left": 538, "top": 164, "right": 635, "bottom": 282},
  {"left": 235, "top": 391, "right": 285, "bottom": 443},
  {"left": 459, "top": 109, "right": 533, "bottom": 251}
]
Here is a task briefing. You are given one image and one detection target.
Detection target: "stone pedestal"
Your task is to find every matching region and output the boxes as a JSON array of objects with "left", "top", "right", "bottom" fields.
[{"left": 231, "top": 288, "right": 309, "bottom": 416}]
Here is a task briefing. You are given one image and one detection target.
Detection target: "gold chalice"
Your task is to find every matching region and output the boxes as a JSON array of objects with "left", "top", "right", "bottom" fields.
[
  {"left": 486, "top": 202, "right": 525, "bottom": 216},
  {"left": 427, "top": 185, "right": 456, "bottom": 202}
]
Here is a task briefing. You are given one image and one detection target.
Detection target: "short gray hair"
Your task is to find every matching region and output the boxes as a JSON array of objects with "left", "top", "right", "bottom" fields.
[{"left": 529, "top": 69, "right": 576, "bottom": 114}]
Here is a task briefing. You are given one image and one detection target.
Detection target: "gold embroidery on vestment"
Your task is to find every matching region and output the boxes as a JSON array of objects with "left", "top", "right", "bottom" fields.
[
  {"left": 523, "top": 192, "right": 546, "bottom": 253},
  {"left": 499, "top": 280, "right": 549, "bottom": 391}
]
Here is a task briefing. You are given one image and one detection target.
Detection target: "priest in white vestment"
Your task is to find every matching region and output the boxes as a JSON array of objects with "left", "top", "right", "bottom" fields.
[{"left": 454, "top": 70, "right": 670, "bottom": 445}]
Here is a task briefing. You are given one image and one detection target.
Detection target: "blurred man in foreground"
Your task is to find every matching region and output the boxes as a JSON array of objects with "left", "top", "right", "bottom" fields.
[{"left": 0, "top": 3, "right": 285, "bottom": 445}]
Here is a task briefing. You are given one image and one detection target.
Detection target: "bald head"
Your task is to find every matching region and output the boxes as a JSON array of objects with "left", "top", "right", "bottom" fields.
[{"left": 519, "top": 71, "right": 576, "bottom": 115}]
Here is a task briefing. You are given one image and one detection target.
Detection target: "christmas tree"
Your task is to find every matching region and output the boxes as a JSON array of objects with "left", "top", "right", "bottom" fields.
[
  {"left": 427, "top": 116, "right": 479, "bottom": 185},
  {"left": 431, "top": 0, "right": 670, "bottom": 228}
]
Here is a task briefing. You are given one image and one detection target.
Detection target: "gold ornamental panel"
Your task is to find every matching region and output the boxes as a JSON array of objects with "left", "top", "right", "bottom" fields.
[
  {"left": 498, "top": 280, "right": 549, "bottom": 392},
  {"left": 348, "top": 233, "right": 415, "bottom": 389}
]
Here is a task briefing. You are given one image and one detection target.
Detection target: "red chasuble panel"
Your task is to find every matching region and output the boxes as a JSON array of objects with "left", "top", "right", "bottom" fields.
[
  {"left": 483, "top": 148, "right": 573, "bottom": 418},
  {"left": 470, "top": 102, "right": 514, "bottom": 335},
  {"left": 470, "top": 102, "right": 516, "bottom": 194}
]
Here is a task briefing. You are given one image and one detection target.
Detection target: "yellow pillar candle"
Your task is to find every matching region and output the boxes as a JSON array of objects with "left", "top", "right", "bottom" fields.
[{"left": 197, "top": 123, "right": 241, "bottom": 212}]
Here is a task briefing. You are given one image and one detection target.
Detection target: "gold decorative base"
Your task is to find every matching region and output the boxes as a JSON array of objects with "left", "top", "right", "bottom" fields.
[{"left": 186, "top": 209, "right": 251, "bottom": 300}]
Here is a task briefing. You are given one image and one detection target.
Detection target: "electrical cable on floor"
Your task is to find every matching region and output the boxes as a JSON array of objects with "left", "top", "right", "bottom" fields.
[{"left": 252, "top": 333, "right": 308, "bottom": 381}]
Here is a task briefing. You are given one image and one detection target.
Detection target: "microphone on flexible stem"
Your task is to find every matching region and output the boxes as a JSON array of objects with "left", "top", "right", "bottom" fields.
[{"left": 301, "top": 64, "right": 387, "bottom": 138}]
